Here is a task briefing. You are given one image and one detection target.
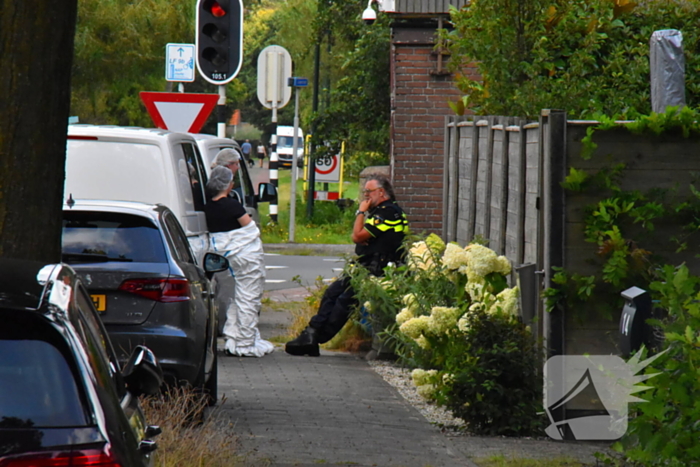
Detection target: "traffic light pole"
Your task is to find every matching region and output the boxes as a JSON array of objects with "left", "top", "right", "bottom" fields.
[{"left": 217, "top": 85, "right": 226, "bottom": 138}]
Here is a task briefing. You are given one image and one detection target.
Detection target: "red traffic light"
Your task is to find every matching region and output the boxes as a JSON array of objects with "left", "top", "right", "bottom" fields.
[{"left": 203, "top": 0, "right": 227, "bottom": 17}]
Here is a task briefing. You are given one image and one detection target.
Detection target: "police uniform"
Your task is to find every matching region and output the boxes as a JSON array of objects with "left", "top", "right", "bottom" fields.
[{"left": 305, "top": 199, "right": 408, "bottom": 345}]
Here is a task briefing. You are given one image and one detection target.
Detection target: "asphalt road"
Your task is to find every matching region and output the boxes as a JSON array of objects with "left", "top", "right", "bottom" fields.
[{"left": 263, "top": 252, "right": 346, "bottom": 291}]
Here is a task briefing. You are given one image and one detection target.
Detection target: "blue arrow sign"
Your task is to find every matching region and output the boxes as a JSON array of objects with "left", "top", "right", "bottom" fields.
[{"left": 165, "top": 43, "right": 195, "bottom": 82}]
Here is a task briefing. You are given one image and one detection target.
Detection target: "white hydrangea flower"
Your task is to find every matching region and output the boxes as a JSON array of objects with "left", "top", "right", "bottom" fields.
[
  {"left": 399, "top": 315, "right": 430, "bottom": 339},
  {"left": 416, "top": 383, "right": 437, "bottom": 400},
  {"left": 428, "top": 306, "right": 461, "bottom": 334},
  {"left": 465, "top": 280, "right": 486, "bottom": 301},
  {"left": 411, "top": 368, "right": 438, "bottom": 386},
  {"left": 488, "top": 286, "right": 520, "bottom": 316},
  {"left": 402, "top": 293, "right": 419, "bottom": 312},
  {"left": 425, "top": 233, "right": 446, "bottom": 255},
  {"left": 457, "top": 314, "right": 471, "bottom": 332},
  {"left": 415, "top": 335, "right": 431, "bottom": 349},
  {"left": 495, "top": 255, "right": 512, "bottom": 275},
  {"left": 465, "top": 244, "right": 499, "bottom": 279},
  {"left": 407, "top": 241, "right": 435, "bottom": 271},
  {"left": 363, "top": 301, "right": 372, "bottom": 312},
  {"left": 395, "top": 307, "right": 414, "bottom": 325},
  {"left": 441, "top": 242, "right": 469, "bottom": 270},
  {"left": 442, "top": 373, "right": 455, "bottom": 385}
]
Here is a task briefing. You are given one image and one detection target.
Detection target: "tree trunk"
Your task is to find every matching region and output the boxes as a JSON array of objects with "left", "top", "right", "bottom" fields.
[{"left": 0, "top": 2, "right": 78, "bottom": 261}]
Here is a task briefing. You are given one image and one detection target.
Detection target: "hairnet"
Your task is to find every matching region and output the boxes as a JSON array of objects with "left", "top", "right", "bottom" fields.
[
  {"left": 212, "top": 148, "right": 241, "bottom": 168},
  {"left": 207, "top": 165, "right": 234, "bottom": 192}
]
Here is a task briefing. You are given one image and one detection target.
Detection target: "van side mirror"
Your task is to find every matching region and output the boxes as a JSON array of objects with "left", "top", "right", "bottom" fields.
[
  {"left": 258, "top": 182, "right": 278, "bottom": 203},
  {"left": 203, "top": 252, "right": 229, "bottom": 280},
  {"left": 122, "top": 345, "right": 163, "bottom": 397}
]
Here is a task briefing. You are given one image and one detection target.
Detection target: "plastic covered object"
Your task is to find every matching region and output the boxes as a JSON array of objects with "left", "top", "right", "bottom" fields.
[{"left": 650, "top": 29, "right": 686, "bottom": 113}]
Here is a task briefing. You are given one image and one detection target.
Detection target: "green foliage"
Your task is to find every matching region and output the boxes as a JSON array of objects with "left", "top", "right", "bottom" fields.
[
  {"left": 72, "top": 0, "right": 195, "bottom": 125},
  {"left": 561, "top": 167, "right": 589, "bottom": 192},
  {"left": 441, "top": 309, "right": 544, "bottom": 436},
  {"left": 616, "top": 264, "right": 700, "bottom": 465},
  {"left": 551, "top": 110, "right": 700, "bottom": 322},
  {"left": 444, "top": 0, "right": 700, "bottom": 118},
  {"left": 343, "top": 150, "right": 389, "bottom": 179},
  {"left": 349, "top": 235, "right": 544, "bottom": 436}
]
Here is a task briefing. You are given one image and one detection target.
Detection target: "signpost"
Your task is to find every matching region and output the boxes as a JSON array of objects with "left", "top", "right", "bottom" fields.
[
  {"left": 287, "top": 76, "right": 307, "bottom": 242},
  {"left": 139, "top": 92, "right": 218, "bottom": 133},
  {"left": 165, "top": 43, "right": 195, "bottom": 82},
  {"left": 256, "top": 45, "right": 292, "bottom": 123},
  {"left": 257, "top": 45, "right": 293, "bottom": 224}
]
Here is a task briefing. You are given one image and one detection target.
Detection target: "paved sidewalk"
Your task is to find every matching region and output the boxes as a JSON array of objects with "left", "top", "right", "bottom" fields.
[{"left": 217, "top": 287, "right": 611, "bottom": 466}]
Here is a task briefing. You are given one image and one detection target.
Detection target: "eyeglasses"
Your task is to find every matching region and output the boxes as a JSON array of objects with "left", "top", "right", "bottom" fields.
[{"left": 362, "top": 187, "right": 381, "bottom": 195}]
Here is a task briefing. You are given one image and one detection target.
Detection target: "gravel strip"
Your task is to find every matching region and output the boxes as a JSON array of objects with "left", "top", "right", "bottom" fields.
[{"left": 368, "top": 360, "right": 467, "bottom": 434}]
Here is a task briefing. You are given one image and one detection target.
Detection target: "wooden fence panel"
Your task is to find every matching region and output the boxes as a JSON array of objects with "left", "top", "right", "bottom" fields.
[
  {"left": 489, "top": 125, "right": 507, "bottom": 254},
  {"left": 505, "top": 125, "right": 525, "bottom": 264}
]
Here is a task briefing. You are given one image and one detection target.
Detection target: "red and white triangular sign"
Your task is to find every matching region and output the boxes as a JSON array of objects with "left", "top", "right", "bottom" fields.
[{"left": 139, "top": 92, "right": 219, "bottom": 133}]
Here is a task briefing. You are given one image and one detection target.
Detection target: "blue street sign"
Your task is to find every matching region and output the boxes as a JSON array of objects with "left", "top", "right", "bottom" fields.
[
  {"left": 287, "top": 77, "right": 309, "bottom": 87},
  {"left": 165, "top": 43, "right": 195, "bottom": 82}
]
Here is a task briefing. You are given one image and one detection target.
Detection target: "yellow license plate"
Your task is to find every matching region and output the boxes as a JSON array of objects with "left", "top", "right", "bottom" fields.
[{"left": 91, "top": 294, "right": 106, "bottom": 313}]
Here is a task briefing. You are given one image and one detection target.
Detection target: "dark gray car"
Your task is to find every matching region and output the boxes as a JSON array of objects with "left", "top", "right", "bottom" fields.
[{"left": 61, "top": 200, "right": 228, "bottom": 402}]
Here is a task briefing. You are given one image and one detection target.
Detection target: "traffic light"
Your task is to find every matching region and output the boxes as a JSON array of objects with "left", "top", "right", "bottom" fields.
[{"left": 195, "top": 0, "right": 242, "bottom": 85}]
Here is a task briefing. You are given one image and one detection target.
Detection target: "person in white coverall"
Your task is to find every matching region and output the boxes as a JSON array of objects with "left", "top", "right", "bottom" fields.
[{"left": 204, "top": 160, "right": 273, "bottom": 357}]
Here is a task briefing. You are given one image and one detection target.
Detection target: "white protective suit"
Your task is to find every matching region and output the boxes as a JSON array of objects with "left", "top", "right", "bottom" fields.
[{"left": 209, "top": 221, "right": 274, "bottom": 357}]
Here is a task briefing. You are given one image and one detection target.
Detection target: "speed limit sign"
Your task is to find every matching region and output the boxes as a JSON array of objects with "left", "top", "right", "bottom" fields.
[{"left": 315, "top": 154, "right": 340, "bottom": 182}]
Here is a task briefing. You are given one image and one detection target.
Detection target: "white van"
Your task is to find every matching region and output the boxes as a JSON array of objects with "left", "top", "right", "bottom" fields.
[
  {"left": 65, "top": 125, "right": 211, "bottom": 262},
  {"left": 276, "top": 125, "right": 304, "bottom": 168}
]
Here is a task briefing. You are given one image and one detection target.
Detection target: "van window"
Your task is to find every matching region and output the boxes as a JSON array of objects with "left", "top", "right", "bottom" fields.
[
  {"left": 65, "top": 140, "right": 169, "bottom": 205},
  {"left": 182, "top": 143, "right": 207, "bottom": 212},
  {"left": 277, "top": 136, "right": 304, "bottom": 149}
]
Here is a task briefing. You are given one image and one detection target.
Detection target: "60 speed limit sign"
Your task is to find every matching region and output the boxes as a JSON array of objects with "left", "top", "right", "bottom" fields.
[{"left": 315, "top": 154, "right": 340, "bottom": 182}]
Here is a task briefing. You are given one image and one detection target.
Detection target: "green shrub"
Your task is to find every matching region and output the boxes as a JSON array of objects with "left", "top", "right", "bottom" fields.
[
  {"left": 617, "top": 264, "right": 700, "bottom": 465},
  {"left": 440, "top": 309, "right": 544, "bottom": 436},
  {"left": 349, "top": 234, "right": 544, "bottom": 436}
]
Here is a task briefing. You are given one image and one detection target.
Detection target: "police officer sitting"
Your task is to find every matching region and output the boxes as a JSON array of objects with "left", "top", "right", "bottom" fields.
[{"left": 285, "top": 175, "right": 409, "bottom": 356}]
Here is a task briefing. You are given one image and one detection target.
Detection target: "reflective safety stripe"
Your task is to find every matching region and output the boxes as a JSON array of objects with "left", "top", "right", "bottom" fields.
[{"left": 367, "top": 213, "right": 409, "bottom": 233}]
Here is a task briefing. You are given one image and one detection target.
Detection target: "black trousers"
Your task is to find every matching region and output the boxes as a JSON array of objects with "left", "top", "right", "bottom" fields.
[{"left": 309, "top": 276, "right": 358, "bottom": 344}]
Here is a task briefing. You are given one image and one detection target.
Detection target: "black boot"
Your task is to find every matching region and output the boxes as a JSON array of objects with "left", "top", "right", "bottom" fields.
[{"left": 285, "top": 327, "right": 320, "bottom": 356}]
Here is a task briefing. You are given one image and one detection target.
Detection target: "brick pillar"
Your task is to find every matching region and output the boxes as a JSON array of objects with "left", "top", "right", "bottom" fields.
[{"left": 390, "top": 25, "right": 467, "bottom": 236}]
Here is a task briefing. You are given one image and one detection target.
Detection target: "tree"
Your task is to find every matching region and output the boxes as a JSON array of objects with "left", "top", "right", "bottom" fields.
[
  {"left": 445, "top": 0, "right": 700, "bottom": 118},
  {"left": 0, "top": 2, "right": 78, "bottom": 261},
  {"left": 71, "top": 0, "right": 194, "bottom": 126}
]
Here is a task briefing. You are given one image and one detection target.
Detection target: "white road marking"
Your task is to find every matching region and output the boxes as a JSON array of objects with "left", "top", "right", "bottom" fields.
[
  {"left": 322, "top": 258, "right": 343, "bottom": 261},
  {"left": 264, "top": 253, "right": 282, "bottom": 256},
  {"left": 265, "top": 265, "right": 288, "bottom": 269},
  {"left": 265, "top": 279, "right": 287, "bottom": 283}
]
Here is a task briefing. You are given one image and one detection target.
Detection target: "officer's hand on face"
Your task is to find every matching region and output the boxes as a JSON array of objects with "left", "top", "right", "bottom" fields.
[{"left": 359, "top": 199, "right": 371, "bottom": 212}]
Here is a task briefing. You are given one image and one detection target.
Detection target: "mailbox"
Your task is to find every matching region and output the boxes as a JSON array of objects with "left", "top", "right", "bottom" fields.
[{"left": 619, "top": 286, "right": 652, "bottom": 357}]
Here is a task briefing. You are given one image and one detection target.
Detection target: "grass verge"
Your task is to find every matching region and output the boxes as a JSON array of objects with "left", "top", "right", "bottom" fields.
[
  {"left": 141, "top": 386, "right": 258, "bottom": 467},
  {"left": 259, "top": 168, "right": 358, "bottom": 245},
  {"left": 267, "top": 277, "right": 371, "bottom": 352}
]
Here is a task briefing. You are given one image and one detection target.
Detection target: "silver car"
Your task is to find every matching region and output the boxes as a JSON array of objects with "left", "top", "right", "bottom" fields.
[{"left": 61, "top": 200, "right": 228, "bottom": 403}]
